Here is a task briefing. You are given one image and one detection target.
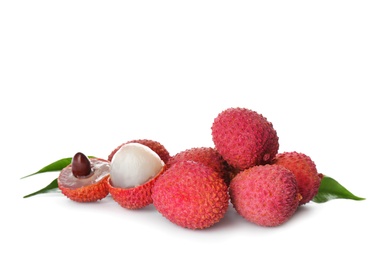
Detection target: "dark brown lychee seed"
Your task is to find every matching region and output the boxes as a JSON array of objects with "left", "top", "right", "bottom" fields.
[{"left": 71, "top": 152, "right": 91, "bottom": 177}]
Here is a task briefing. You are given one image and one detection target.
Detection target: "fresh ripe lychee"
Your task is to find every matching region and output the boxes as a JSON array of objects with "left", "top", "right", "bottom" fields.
[
  {"left": 229, "top": 164, "right": 301, "bottom": 227},
  {"left": 152, "top": 161, "right": 229, "bottom": 229},
  {"left": 108, "top": 139, "right": 170, "bottom": 164},
  {"left": 107, "top": 143, "right": 166, "bottom": 209},
  {"left": 211, "top": 107, "right": 279, "bottom": 171},
  {"left": 167, "top": 147, "right": 231, "bottom": 184},
  {"left": 272, "top": 151, "right": 321, "bottom": 205},
  {"left": 58, "top": 152, "right": 110, "bottom": 202}
]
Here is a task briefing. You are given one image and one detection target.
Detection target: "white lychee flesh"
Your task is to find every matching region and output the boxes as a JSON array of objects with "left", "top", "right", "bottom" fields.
[{"left": 110, "top": 143, "right": 164, "bottom": 189}]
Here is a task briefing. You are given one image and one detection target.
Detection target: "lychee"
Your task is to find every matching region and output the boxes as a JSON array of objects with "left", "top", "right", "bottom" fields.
[
  {"left": 272, "top": 151, "right": 321, "bottom": 205},
  {"left": 107, "top": 143, "right": 166, "bottom": 209},
  {"left": 151, "top": 161, "right": 229, "bottom": 229},
  {"left": 211, "top": 107, "right": 279, "bottom": 171},
  {"left": 229, "top": 164, "right": 301, "bottom": 227},
  {"left": 167, "top": 147, "right": 231, "bottom": 184},
  {"left": 58, "top": 152, "right": 110, "bottom": 202},
  {"left": 108, "top": 139, "right": 170, "bottom": 164}
]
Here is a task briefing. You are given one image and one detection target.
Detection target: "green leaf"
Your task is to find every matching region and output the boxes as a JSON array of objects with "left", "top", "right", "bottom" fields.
[
  {"left": 312, "top": 175, "right": 365, "bottom": 203},
  {"left": 23, "top": 178, "right": 59, "bottom": 198},
  {"left": 21, "top": 158, "right": 72, "bottom": 179},
  {"left": 20, "top": 156, "right": 96, "bottom": 179}
]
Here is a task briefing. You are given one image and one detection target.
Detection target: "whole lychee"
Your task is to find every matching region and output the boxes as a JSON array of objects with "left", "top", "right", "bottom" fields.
[
  {"left": 229, "top": 164, "right": 301, "bottom": 227},
  {"left": 167, "top": 147, "right": 231, "bottom": 184},
  {"left": 211, "top": 107, "right": 279, "bottom": 171},
  {"left": 107, "top": 143, "right": 166, "bottom": 209},
  {"left": 108, "top": 139, "right": 170, "bottom": 164},
  {"left": 272, "top": 151, "right": 321, "bottom": 205},
  {"left": 58, "top": 152, "right": 110, "bottom": 202},
  {"left": 151, "top": 161, "right": 229, "bottom": 229}
]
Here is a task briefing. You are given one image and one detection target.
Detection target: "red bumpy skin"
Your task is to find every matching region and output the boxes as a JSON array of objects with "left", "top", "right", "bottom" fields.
[
  {"left": 58, "top": 158, "right": 110, "bottom": 202},
  {"left": 211, "top": 107, "right": 279, "bottom": 171},
  {"left": 108, "top": 139, "right": 171, "bottom": 164},
  {"left": 272, "top": 151, "right": 322, "bottom": 205},
  {"left": 167, "top": 147, "right": 231, "bottom": 184},
  {"left": 152, "top": 161, "right": 229, "bottom": 229},
  {"left": 107, "top": 165, "right": 166, "bottom": 209},
  {"left": 229, "top": 164, "right": 301, "bottom": 227}
]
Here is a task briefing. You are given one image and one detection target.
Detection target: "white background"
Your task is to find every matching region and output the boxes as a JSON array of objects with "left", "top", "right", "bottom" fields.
[{"left": 1, "top": 1, "right": 389, "bottom": 259}]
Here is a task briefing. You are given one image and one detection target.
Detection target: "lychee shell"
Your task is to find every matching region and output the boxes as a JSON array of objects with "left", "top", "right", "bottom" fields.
[
  {"left": 273, "top": 152, "right": 321, "bottom": 205},
  {"left": 167, "top": 147, "right": 230, "bottom": 183},
  {"left": 108, "top": 139, "right": 170, "bottom": 164},
  {"left": 229, "top": 164, "right": 300, "bottom": 227},
  {"left": 58, "top": 158, "right": 110, "bottom": 202},
  {"left": 107, "top": 165, "right": 166, "bottom": 209},
  {"left": 152, "top": 161, "right": 229, "bottom": 229},
  {"left": 211, "top": 107, "right": 279, "bottom": 170},
  {"left": 59, "top": 176, "right": 109, "bottom": 202}
]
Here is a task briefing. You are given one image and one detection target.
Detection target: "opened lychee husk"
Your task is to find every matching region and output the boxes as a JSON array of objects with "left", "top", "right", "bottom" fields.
[
  {"left": 107, "top": 139, "right": 171, "bottom": 164},
  {"left": 107, "top": 143, "right": 166, "bottom": 209},
  {"left": 58, "top": 153, "right": 110, "bottom": 202}
]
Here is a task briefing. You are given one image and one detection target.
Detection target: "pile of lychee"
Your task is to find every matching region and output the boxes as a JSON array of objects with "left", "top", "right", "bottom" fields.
[{"left": 58, "top": 107, "right": 322, "bottom": 229}]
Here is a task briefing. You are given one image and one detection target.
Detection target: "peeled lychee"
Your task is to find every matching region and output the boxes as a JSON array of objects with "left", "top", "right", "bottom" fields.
[
  {"left": 152, "top": 161, "right": 229, "bottom": 229},
  {"left": 108, "top": 139, "right": 170, "bottom": 164},
  {"left": 211, "top": 107, "right": 279, "bottom": 171},
  {"left": 167, "top": 147, "right": 231, "bottom": 184},
  {"left": 107, "top": 143, "right": 166, "bottom": 209},
  {"left": 272, "top": 151, "right": 321, "bottom": 205},
  {"left": 229, "top": 164, "right": 301, "bottom": 227},
  {"left": 58, "top": 152, "right": 110, "bottom": 202}
]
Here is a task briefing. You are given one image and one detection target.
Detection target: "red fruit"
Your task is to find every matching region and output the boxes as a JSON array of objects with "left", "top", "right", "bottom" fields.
[
  {"left": 107, "top": 166, "right": 166, "bottom": 209},
  {"left": 107, "top": 143, "right": 166, "bottom": 209},
  {"left": 58, "top": 153, "right": 110, "bottom": 202},
  {"left": 229, "top": 164, "right": 301, "bottom": 227},
  {"left": 273, "top": 151, "right": 321, "bottom": 205},
  {"left": 108, "top": 139, "right": 170, "bottom": 164},
  {"left": 152, "top": 161, "right": 229, "bottom": 229},
  {"left": 211, "top": 107, "right": 279, "bottom": 171},
  {"left": 167, "top": 147, "right": 231, "bottom": 184}
]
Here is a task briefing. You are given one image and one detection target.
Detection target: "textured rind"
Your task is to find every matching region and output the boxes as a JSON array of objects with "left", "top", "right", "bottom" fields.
[
  {"left": 108, "top": 139, "right": 171, "bottom": 164},
  {"left": 167, "top": 147, "right": 231, "bottom": 184},
  {"left": 229, "top": 164, "right": 300, "bottom": 227},
  {"left": 273, "top": 152, "right": 321, "bottom": 205},
  {"left": 151, "top": 161, "right": 229, "bottom": 229},
  {"left": 58, "top": 158, "right": 110, "bottom": 202},
  {"left": 211, "top": 107, "right": 279, "bottom": 171},
  {"left": 107, "top": 165, "right": 166, "bottom": 209},
  {"left": 59, "top": 175, "right": 109, "bottom": 202}
]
